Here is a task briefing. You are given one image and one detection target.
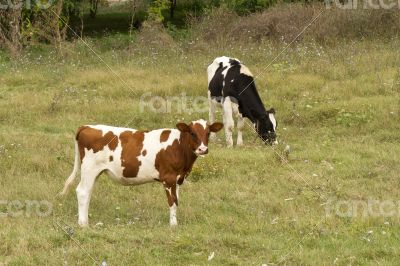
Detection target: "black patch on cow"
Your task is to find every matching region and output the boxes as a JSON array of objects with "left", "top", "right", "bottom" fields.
[
  {"left": 177, "top": 174, "right": 185, "bottom": 185},
  {"left": 229, "top": 58, "right": 240, "bottom": 66},
  {"left": 209, "top": 62, "right": 226, "bottom": 99}
]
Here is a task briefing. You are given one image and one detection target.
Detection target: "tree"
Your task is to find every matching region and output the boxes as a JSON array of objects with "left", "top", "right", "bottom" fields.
[
  {"left": 169, "top": 0, "right": 176, "bottom": 19},
  {"left": 89, "top": 0, "right": 99, "bottom": 18},
  {"left": 0, "top": 1, "right": 22, "bottom": 55}
]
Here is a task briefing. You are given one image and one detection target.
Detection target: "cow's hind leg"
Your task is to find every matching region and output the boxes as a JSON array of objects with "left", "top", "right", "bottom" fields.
[
  {"left": 232, "top": 102, "right": 244, "bottom": 146},
  {"left": 208, "top": 91, "right": 218, "bottom": 141},
  {"left": 76, "top": 164, "right": 102, "bottom": 227}
]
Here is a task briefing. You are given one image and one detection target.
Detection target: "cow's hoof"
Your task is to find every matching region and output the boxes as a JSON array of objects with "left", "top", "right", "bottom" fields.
[{"left": 78, "top": 221, "right": 89, "bottom": 228}]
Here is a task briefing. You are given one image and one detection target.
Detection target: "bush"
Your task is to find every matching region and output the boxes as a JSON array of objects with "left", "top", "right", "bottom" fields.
[{"left": 190, "top": 3, "right": 400, "bottom": 44}]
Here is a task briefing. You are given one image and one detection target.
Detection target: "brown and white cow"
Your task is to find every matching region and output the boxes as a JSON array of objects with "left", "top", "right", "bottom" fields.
[{"left": 61, "top": 119, "right": 223, "bottom": 227}]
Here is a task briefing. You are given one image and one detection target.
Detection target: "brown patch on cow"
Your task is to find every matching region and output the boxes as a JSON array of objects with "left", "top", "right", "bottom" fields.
[
  {"left": 160, "top": 130, "right": 171, "bottom": 143},
  {"left": 109, "top": 155, "right": 113, "bottom": 162},
  {"left": 75, "top": 126, "right": 119, "bottom": 162},
  {"left": 155, "top": 133, "right": 197, "bottom": 188},
  {"left": 119, "top": 130, "right": 145, "bottom": 177},
  {"left": 142, "top": 149, "right": 147, "bottom": 156}
]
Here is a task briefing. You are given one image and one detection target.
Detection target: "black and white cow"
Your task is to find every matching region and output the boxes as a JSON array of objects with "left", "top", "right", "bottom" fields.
[{"left": 207, "top": 56, "right": 277, "bottom": 146}]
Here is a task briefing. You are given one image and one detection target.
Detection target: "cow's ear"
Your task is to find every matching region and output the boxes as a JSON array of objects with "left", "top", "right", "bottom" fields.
[
  {"left": 176, "top": 123, "right": 190, "bottom": 132},
  {"left": 268, "top": 108, "right": 276, "bottom": 114},
  {"left": 209, "top": 122, "right": 223, "bottom": 132}
]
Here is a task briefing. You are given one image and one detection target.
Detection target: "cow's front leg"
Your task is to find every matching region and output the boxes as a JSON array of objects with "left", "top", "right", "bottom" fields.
[
  {"left": 222, "top": 97, "right": 234, "bottom": 147},
  {"left": 232, "top": 101, "right": 244, "bottom": 146},
  {"left": 164, "top": 182, "right": 178, "bottom": 226}
]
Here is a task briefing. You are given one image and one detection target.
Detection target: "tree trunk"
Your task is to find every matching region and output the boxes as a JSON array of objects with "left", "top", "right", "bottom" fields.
[
  {"left": 90, "top": 0, "right": 99, "bottom": 19},
  {"left": 170, "top": 0, "right": 176, "bottom": 19},
  {"left": 0, "top": 2, "right": 22, "bottom": 56}
]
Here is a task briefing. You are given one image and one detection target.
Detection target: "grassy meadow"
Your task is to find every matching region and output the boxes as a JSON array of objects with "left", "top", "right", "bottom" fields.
[{"left": 1, "top": 31, "right": 400, "bottom": 265}]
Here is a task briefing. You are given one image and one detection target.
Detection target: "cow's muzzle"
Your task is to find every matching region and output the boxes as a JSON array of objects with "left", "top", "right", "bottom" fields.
[
  {"left": 195, "top": 146, "right": 208, "bottom": 156},
  {"left": 261, "top": 132, "right": 277, "bottom": 145}
]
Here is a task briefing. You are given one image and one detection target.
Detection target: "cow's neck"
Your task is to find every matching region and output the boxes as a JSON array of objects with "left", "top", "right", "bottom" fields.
[
  {"left": 179, "top": 132, "right": 198, "bottom": 173},
  {"left": 256, "top": 114, "right": 269, "bottom": 134}
]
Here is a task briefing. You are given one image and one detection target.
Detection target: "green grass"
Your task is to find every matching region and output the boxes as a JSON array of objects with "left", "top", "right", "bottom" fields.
[{"left": 0, "top": 36, "right": 400, "bottom": 265}]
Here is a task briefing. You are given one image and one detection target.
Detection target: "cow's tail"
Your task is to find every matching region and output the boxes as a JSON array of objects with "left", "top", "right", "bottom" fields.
[{"left": 60, "top": 140, "right": 80, "bottom": 196}]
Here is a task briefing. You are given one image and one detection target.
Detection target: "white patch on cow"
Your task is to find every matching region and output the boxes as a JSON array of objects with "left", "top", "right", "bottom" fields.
[
  {"left": 134, "top": 129, "right": 180, "bottom": 182},
  {"left": 88, "top": 125, "right": 135, "bottom": 136},
  {"left": 193, "top": 119, "right": 207, "bottom": 129},
  {"left": 231, "top": 101, "right": 244, "bottom": 146},
  {"left": 231, "top": 79, "right": 234, "bottom": 82},
  {"left": 199, "top": 142, "right": 207, "bottom": 149},
  {"left": 269, "top": 113, "right": 277, "bottom": 131},
  {"left": 240, "top": 65, "right": 253, "bottom": 77},
  {"left": 170, "top": 203, "right": 177, "bottom": 226},
  {"left": 165, "top": 187, "right": 172, "bottom": 196},
  {"left": 105, "top": 143, "right": 124, "bottom": 181},
  {"left": 196, "top": 141, "right": 208, "bottom": 155}
]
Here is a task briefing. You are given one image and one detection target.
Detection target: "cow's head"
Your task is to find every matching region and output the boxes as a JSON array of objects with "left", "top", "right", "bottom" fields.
[
  {"left": 256, "top": 108, "right": 277, "bottom": 145},
  {"left": 176, "top": 119, "right": 223, "bottom": 156}
]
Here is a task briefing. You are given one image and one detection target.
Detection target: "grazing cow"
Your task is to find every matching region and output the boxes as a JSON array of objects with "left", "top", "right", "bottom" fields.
[
  {"left": 60, "top": 120, "right": 223, "bottom": 227},
  {"left": 207, "top": 56, "right": 277, "bottom": 146}
]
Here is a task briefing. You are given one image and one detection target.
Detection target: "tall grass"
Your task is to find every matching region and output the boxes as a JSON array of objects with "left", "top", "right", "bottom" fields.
[{"left": 189, "top": 4, "right": 400, "bottom": 44}]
